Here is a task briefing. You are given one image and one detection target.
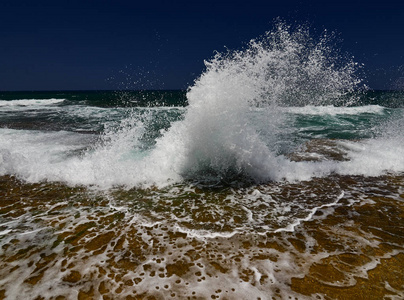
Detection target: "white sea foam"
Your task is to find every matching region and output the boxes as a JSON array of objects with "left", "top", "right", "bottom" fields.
[
  {"left": 0, "top": 98, "right": 65, "bottom": 107},
  {"left": 1, "top": 23, "right": 403, "bottom": 188},
  {"left": 284, "top": 104, "right": 386, "bottom": 115},
  {"left": 141, "top": 23, "right": 364, "bottom": 184},
  {"left": 274, "top": 192, "right": 344, "bottom": 233}
]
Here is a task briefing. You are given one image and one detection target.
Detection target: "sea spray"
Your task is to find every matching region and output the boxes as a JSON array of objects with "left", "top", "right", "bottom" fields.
[
  {"left": 3, "top": 23, "right": 401, "bottom": 188},
  {"left": 0, "top": 23, "right": 366, "bottom": 187},
  {"left": 148, "top": 22, "right": 364, "bottom": 184}
]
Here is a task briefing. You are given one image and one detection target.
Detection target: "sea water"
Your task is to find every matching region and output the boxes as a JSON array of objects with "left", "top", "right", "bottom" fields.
[{"left": 0, "top": 23, "right": 403, "bottom": 299}]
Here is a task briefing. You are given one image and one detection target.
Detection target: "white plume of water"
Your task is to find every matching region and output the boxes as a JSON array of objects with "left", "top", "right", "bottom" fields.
[
  {"left": 3, "top": 22, "right": 385, "bottom": 187},
  {"left": 148, "top": 22, "right": 363, "bottom": 183}
]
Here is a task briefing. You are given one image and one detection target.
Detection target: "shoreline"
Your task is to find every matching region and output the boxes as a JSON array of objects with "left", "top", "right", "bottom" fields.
[{"left": 1, "top": 174, "right": 403, "bottom": 299}]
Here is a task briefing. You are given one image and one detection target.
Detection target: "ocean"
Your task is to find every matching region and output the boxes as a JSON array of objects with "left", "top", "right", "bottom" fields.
[{"left": 1, "top": 24, "right": 403, "bottom": 299}]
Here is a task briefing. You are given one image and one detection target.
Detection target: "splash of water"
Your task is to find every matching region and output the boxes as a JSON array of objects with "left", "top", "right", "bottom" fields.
[
  {"left": 0, "top": 23, "right": 376, "bottom": 187},
  {"left": 148, "top": 22, "right": 364, "bottom": 183}
]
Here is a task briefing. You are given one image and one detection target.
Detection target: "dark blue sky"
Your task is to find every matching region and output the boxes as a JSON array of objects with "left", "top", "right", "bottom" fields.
[{"left": 1, "top": 0, "right": 403, "bottom": 91}]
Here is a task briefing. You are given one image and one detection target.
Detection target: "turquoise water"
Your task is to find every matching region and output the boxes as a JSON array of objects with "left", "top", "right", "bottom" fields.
[{"left": 0, "top": 89, "right": 402, "bottom": 164}]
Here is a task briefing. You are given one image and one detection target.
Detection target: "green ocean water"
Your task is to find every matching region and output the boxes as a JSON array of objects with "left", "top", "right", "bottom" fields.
[{"left": 0, "top": 90, "right": 402, "bottom": 146}]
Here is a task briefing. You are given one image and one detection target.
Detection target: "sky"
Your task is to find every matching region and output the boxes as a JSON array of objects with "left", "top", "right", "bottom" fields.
[{"left": 0, "top": 0, "right": 403, "bottom": 91}]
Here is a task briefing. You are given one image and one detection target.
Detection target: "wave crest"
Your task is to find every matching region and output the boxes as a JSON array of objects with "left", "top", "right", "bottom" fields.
[{"left": 151, "top": 22, "right": 364, "bottom": 183}]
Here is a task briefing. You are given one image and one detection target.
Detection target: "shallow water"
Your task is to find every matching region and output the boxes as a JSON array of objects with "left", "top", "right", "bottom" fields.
[{"left": 0, "top": 173, "right": 403, "bottom": 299}]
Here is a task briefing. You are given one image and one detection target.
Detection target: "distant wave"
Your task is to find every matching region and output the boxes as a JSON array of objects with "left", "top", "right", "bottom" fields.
[
  {"left": 0, "top": 98, "right": 65, "bottom": 107},
  {"left": 283, "top": 105, "right": 386, "bottom": 116}
]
